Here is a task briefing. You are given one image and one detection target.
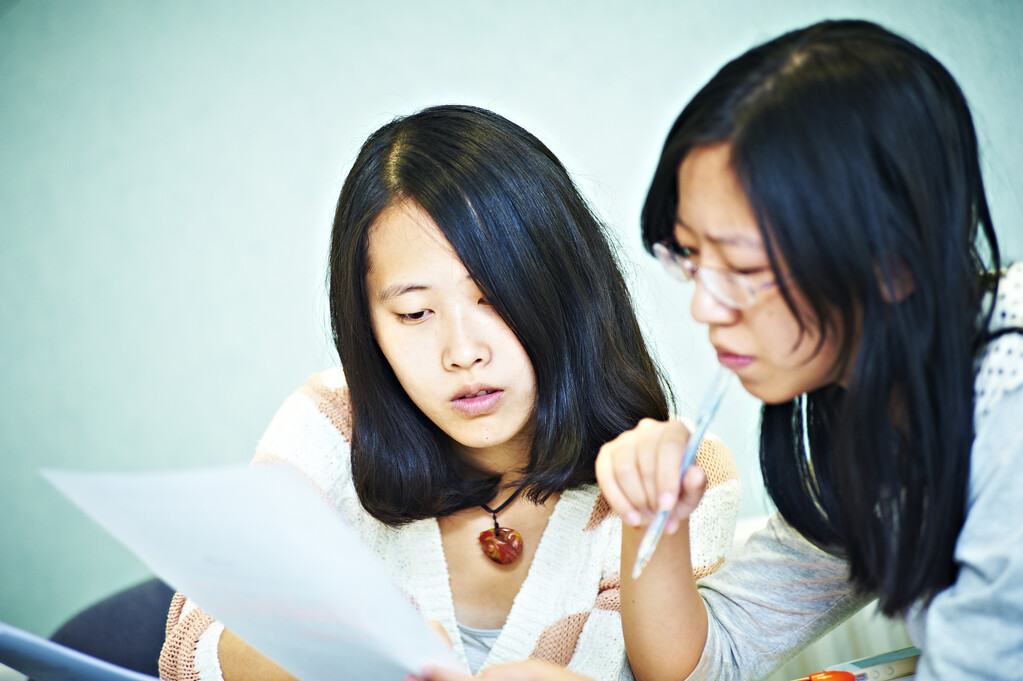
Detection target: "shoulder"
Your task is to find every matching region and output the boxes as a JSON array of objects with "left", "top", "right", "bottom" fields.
[
  {"left": 923, "top": 386, "right": 1023, "bottom": 675},
  {"left": 975, "top": 264, "right": 1023, "bottom": 425},
  {"left": 690, "top": 430, "right": 742, "bottom": 578},
  {"left": 971, "top": 265, "right": 1023, "bottom": 504},
  {"left": 672, "top": 417, "right": 740, "bottom": 489},
  {"left": 294, "top": 367, "right": 354, "bottom": 442},
  {"left": 675, "top": 419, "right": 741, "bottom": 509},
  {"left": 967, "top": 377, "right": 1023, "bottom": 506},
  {"left": 254, "top": 368, "right": 353, "bottom": 456},
  {"left": 694, "top": 430, "right": 740, "bottom": 491},
  {"left": 251, "top": 368, "right": 361, "bottom": 513}
]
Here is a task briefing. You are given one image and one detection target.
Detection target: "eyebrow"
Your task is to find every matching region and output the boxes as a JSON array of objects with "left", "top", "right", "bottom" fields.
[
  {"left": 377, "top": 283, "right": 428, "bottom": 302},
  {"left": 376, "top": 273, "right": 477, "bottom": 303},
  {"left": 673, "top": 217, "right": 764, "bottom": 249}
]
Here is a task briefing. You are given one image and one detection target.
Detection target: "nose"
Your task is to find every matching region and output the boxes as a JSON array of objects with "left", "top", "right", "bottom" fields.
[
  {"left": 443, "top": 305, "right": 491, "bottom": 370},
  {"left": 690, "top": 277, "right": 739, "bottom": 327}
]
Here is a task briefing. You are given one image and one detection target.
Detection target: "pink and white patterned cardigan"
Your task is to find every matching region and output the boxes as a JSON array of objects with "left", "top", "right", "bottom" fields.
[{"left": 159, "top": 368, "right": 741, "bottom": 681}]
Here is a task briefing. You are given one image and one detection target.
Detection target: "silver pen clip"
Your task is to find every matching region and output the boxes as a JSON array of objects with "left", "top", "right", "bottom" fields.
[{"left": 631, "top": 367, "right": 730, "bottom": 580}]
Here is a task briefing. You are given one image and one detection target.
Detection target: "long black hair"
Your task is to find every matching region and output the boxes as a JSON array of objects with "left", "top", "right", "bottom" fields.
[
  {"left": 330, "top": 105, "right": 670, "bottom": 525},
  {"left": 642, "top": 20, "right": 1002, "bottom": 615}
]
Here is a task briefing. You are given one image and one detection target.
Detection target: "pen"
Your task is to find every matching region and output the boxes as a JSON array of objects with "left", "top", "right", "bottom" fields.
[{"left": 631, "top": 366, "right": 730, "bottom": 580}]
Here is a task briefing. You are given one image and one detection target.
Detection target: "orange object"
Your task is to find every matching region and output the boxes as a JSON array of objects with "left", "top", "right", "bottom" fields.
[{"left": 806, "top": 672, "right": 856, "bottom": 681}]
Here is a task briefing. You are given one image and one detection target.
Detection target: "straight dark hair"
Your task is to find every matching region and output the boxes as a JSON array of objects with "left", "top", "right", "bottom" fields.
[
  {"left": 642, "top": 20, "right": 1003, "bottom": 615},
  {"left": 330, "top": 105, "right": 670, "bottom": 525}
]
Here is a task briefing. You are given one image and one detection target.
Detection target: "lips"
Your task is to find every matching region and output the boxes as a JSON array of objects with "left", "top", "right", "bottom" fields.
[
  {"left": 714, "top": 347, "right": 754, "bottom": 370},
  {"left": 451, "top": 384, "right": 504, "bottom": 416},
  {"left": 462, "top": 389, "right": 495, "bottom": 398}
]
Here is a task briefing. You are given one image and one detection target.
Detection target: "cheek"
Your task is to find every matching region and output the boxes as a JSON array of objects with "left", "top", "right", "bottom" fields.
[
  {"left": 749, "top": 302, "right": 805, "bottom": 359},
  {"left": 763, "top": 315, "right": 846, "bottom": 391},
  {"left": 500, "top": 329, "right": 536, "bottom": 386},
  {"left": 486, "top": 321, "right": 537, "bottom": 411},
  {"left": 381, "top": 345, "right": 436, "bottom": 419},
  {"left": 371, "top": 317, "right": 425, "bottom": 391},
  {"left": 518, "top": 359, "right": 538, "bottom": 408},
  {"left": 811, "top": 333, "right": 847, "bottom": 384},
  {"left": 757, "top": 290, "right": 832, "bottom": 361},
  {"left": 509, "top": 338, "right": 533, "bottom": 375}
]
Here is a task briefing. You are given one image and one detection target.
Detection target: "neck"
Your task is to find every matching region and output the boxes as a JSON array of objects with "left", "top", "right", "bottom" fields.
[{"left": 451, "top": 435, "right": 532, "bottom": 486}]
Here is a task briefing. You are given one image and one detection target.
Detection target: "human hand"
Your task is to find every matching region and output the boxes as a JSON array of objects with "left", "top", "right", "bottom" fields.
[{"left": 595, "top": 418, "right": 708, "bottom": 533}]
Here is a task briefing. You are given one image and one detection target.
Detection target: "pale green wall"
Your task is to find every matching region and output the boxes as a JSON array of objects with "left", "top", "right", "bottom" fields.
[{"left": 1, "top": 0, "right": 1021, "bottom": 644}]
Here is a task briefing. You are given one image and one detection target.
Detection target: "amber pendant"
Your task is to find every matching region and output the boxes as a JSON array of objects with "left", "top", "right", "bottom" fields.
[{"left": 478, "top": 526, "right": 524, "bottom": 564}]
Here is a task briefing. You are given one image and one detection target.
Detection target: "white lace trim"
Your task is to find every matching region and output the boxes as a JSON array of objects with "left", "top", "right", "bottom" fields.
[{"left": 195, "top": 620, "right": 226, "bottom": 681}]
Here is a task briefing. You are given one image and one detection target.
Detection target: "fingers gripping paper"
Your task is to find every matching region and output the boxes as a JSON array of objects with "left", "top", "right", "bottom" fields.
[{"left": 43, "top": 465, "right": 456, "bottom": 681}]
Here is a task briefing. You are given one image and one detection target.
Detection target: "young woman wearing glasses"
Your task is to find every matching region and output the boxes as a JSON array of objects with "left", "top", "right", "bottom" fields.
[
  {"left": 599, "top": 18, "right": 1022, "bottom": 681},
  {"left": 424, "top": 18, "right": 1023, "bottom": 681}
]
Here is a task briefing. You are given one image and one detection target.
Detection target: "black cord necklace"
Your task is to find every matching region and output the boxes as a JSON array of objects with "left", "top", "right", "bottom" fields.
[{"left": 477, "top": 487, "right": 524, "bottom": 565}]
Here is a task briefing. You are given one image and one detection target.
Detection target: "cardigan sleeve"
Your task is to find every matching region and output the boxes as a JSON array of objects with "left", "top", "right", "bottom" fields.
[
  {"left": 689, "top": 432, "right": 742, "bottom": 578},
  {"left": 158, "top": 593, "right": 225, "bottom": 681},
  {"left": 159, "top": 369, "right": 360, "bottom": 681}
]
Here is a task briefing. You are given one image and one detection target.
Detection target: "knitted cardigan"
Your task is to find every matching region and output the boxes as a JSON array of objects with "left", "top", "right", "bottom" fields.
[{"left": 159, "top": 368, "right": 742, "bottom": 681}]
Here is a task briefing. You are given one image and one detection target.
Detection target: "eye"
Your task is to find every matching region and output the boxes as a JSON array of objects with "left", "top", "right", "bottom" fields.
[
  {"left": 670, "top": 241, "right": 696, "bottom": 261},
  {"left": 397, "top": 310, "right": 432, "bottom": 323}
]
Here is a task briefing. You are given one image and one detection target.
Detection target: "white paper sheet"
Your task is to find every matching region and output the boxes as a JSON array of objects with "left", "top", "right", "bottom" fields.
[{"left": 43, "top": 465, "right": 457, "bottom": 681}]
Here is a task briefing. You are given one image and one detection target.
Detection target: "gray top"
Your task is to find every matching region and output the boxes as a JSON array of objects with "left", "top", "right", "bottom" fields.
[
  {"left": 457, "top": 623, "right": 501, "bottom": 675},
  {"left": 689, "top": 266, "right": 1023, "bottom": 681}
]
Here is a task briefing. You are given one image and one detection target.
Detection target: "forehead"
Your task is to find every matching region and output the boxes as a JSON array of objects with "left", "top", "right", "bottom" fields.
[
  {"left": 675, "top": 143, "right": 763, "bottom": 248},
  {"left": 365, "top": 200, "right": 467, "bottom": 291}
]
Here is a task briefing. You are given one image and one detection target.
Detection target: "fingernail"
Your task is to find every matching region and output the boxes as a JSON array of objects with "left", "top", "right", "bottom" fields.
[
  {"left": 658, "top": 492, "right": 675, "bottom": 511},
  {"left": 625, "top": 510, "right": 641, "bottom": 527},
  {"left": 666, "top": 516, "right": 680, "bottom": 534}
]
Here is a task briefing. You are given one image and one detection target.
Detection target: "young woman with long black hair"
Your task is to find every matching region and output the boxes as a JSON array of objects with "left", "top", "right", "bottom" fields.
[
  {"left": 598, "top": 19, "right": 1023, "bottom": 681},
  {"left": 424, "top": 19, "right": 1023, "bottom": 681},
  {"left": 158, "top": 105, "right": 740, "bottom": 681}
]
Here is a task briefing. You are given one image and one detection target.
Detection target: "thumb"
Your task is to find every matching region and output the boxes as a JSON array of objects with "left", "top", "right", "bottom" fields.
[{"left": 667, "top": 465, "right": 707, "bottom": 534}]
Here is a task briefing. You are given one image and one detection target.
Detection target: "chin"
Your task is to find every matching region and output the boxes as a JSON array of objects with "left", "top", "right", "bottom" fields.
[
  {"left": 760, "top": 395, "right": 798, "bottom": 405},
  {"left": 450, "top": 432, "right": 515, "bottom": 452},
  {"left": 740, "top": 378, "right": 798, "bottom": 405}
]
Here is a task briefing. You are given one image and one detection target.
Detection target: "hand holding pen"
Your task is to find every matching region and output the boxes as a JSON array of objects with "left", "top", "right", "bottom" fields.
[
  {"left": 632, "top": 367, "right": 730, "bottom": 578},
  {"left": 595, "top": 366, "right": 731, "bottom": 579}
]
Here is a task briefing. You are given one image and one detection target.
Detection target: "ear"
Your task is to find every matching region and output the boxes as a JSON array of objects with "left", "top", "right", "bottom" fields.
[{"left": 875, "top": 256, "right": 915, "bottom": 303}]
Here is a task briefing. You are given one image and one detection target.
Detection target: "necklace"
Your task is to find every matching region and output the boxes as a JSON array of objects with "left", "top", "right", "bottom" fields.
[{"left": 478, "top": 487, "right": 524, "bottom": 565}]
